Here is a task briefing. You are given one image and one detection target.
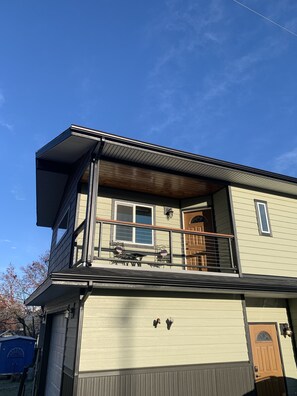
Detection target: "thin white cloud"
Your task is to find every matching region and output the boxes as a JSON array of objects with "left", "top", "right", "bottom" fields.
[
  {"left": 141, "top": 0, "right": 291, "bottom": 147},
  {"left": 273, "top": 148, "right": 297, "bottom": 176},
  {"left": 147, "top": 0, "right": 225, "bottom": 78},
  {"left": 0, "top": 239, "right": 11, "bottom": 243},
  {"left": 0, "top": 119, "right": 13, "bottom": 131},
  {"left": 11, "top": 185, "right": 26, "bottom": 201},
  {"left": 0, "top": 90, "right": 13, "bottom": 132},
  {"left": 0, "top": 91, "right": 5, "bottom": 107}
]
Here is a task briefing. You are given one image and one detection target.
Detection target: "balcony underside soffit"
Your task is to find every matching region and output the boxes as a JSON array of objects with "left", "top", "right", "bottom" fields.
[{"left": 82, "top": 160, "right": 225, "bottom": 199}]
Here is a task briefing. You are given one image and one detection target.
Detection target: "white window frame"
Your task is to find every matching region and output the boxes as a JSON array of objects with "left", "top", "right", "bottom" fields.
[
  {"left": 114, "top": 201, "right": 154, "bottom": 246},
  {"left": 255, "top": 200, "right": 271, "bottom": 236}
]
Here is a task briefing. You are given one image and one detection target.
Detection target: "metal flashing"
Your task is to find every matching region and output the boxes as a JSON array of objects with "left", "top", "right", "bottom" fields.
[{"left": 26, "top": 267, "right": 297, "bottom": 306}]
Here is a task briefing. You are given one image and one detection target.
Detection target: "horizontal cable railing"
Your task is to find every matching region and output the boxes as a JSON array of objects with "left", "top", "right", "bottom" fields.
[
  {"left": 71, "top": 218, "right": 237, "bottom": 273},
  {"left": 72, "top": 218, "right": 237, "bottom": 273}
]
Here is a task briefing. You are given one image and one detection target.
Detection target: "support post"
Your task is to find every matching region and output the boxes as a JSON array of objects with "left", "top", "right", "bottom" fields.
[{"left": 81, "top": 140, "right": 104, "bottom": 266}]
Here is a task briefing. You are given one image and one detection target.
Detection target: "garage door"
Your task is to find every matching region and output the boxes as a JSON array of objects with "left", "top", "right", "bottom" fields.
[{"left": 45, "top": 313, "right": 67, "bottom": 396}]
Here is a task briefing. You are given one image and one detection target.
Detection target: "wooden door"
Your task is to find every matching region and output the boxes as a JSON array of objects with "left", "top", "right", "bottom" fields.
[
  {"left": 249, "top": 324, "right": 286, "bottom": 396},
  {"left": 183, "top": 209, "right": 213, "bottom": 271}
]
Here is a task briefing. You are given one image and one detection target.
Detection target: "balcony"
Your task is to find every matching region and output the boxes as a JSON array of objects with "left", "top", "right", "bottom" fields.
[{"left": 73, "top": 218, "right": 237, "bottom": 274}]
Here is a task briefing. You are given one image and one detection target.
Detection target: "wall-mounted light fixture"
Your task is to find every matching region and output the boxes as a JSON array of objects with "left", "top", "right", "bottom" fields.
[
  {"left": 65, "top": 307, "right": 75, "bottom": 319},
  {"left": 166, "top": 317, "right": 174, "bottom": 330},
  {"left": 164, "top": 207, "right": 174, "bottom": 220},
  {"left": 280, "top": 323, "right": 293, "bottom": 337},
  {"left": 153, "top": 318, "right": 161, "bottom": 328}
]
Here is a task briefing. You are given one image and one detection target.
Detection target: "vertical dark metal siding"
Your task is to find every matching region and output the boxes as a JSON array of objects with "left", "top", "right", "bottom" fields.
[
  {"left": 49, "top": 152, "right": 91, "bottom": 273},
  {"left": 61, "top": 372, "right": 74, "bottom": 396},
  {"left": 77, "top": 362, "right": 255, "bottom": 396}
]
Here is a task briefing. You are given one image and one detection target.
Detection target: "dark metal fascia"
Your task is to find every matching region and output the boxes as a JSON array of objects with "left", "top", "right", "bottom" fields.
[
  {"left": 25, "top": 277, "right": 52, "bottom": 306},
  {"left": 70, "top": 124, "right": 297, "bottom": 186},
  {"left": 36, "top": 127, "right": 72, "bottom": 158},
  {"left": 50, "top": 270, "right": 297, "bottom": 295}
]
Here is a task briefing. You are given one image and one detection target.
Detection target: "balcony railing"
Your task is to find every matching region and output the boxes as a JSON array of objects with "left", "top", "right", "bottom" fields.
[{"left": 72, "top": 218, "right": 237, "bottom": 274}]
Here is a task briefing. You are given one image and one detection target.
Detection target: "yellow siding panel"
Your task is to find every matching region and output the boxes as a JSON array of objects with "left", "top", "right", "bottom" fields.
[
  {"left": 79, "top": 293, "right": 248, "bottom": 371},
  {"left": 231, "top": 186, "right": 297, "bottom": 277},
  {"left": 213, "top": 189, "right": 232, "bottom": 235},
  {"left": 88, "top": 194, "right": 184, "bottom": 268}
]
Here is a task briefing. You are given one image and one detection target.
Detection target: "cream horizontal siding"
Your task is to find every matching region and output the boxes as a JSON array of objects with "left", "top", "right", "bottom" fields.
[
  {"left": 231, "top": 186, "right": 297, "bottom": 277},
  {"left": 213, "top": 189, "right": 233, "bottom": 270},
  {"left": 155, "top": 205, "right": 182, "bottom": 261},
  {"left": 213, "top": 189, "right": 232, "bottom": 235},
  {"left": 79, "top": 293, "right": 248, "bottom": 372},
  {"left": 91, "top": 194, "right": 183, "bottom": 268},
  {"left": 246, "top": 298, "right": 297, "bottom": 396}
]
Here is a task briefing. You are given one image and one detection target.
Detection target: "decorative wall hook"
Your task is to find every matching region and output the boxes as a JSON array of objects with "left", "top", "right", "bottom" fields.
[
  {"left": 153, "top": 318, "right": 161, "bottom": 328},
  {"left": 166, "top": 317, "right": 174, "bottom": 330}
]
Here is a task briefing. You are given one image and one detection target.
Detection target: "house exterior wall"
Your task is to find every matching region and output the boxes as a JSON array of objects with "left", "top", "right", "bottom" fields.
[
  {"left": 213, "top": 188, "right": 232, "bottom": 235},
  {"left": 77, "top": 362, "right": 255, "bottom": 396},
  {"left": 245, "top": 297, "right": 297, "bottom": 396},
  {"left": 79, "top": 291, "right": 249, "bottom": 372},
  {"left": 39, "top": 291, "right": 80, "bottom": 396},
  {"left": 76, "top": 186, "right": 231, "bottom": 269},
  {"left": 77, "top": 187, "right": 184, "bottom": 267},
  {"left": 231, "top": 186, "right": 297, "bottom": 277},
  {"left": 48, "top": 154, "right": 90, "bottom": 273}
]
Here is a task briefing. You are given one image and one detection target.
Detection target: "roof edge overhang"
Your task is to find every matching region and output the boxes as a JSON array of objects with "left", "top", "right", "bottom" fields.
[
  {"left": 25, "top": 268, "right": 297, "bottom": 306},
  {"left": 38, "top": 124, "right": 297, "bottom": 186},
  {"left": 70, "top": 125, "right": 297, "bottom": 184},
  {"left": 36, "top": 124, "right": 297, "bottom": 228}
]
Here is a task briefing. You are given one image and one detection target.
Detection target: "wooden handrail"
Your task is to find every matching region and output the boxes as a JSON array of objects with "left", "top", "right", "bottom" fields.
[{"left": 95, "top": 217, "right": 234, "bottom": 238}]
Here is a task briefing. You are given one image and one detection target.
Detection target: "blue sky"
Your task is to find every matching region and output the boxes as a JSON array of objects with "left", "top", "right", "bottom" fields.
[{"left": 1, "top": 0, "right": 297, "bottom": 269}]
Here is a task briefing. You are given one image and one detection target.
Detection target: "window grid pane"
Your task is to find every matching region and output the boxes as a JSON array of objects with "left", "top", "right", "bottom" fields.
[
  {"left": 255, "top": 200, "right": 271, "bottom": 236},
  {"left": 116, "top": 204, "right": 133, "bottom": 242},
  {"left": 115, "top": 203, "right": 153, "bottom": 245},
  {"left": 258, "top": 203, "right": 270, "bottom": 233},
  {"left": 116, "top": 225, "right": 133, "bottom": 242}
]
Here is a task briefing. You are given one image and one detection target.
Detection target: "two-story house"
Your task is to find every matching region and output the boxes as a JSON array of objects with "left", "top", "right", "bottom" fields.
[{"left": 27, "top": 125, "right": 297, "bottom": 396}]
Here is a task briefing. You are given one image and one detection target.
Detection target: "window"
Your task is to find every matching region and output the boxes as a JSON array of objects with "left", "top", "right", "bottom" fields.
[
  {"left": 256, "top": 331, "right": 272, "bottom": 342},
  {"left": 115, "top": 202, "right": 153, "bottom": 245},
  {"left": 56, "top": 210, "right": 69, "bottom": 244},
  {"left": 255, "top": 200, "right": 271, "bottom": 236}
]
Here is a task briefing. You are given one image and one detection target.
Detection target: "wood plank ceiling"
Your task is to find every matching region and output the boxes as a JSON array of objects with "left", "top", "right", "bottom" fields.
[{"left": 83, "top": 160, "right": 225, "bottom": 198}]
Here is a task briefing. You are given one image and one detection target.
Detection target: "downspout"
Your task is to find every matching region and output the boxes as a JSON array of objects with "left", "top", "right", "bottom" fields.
[
  {"left": 82, "top": 139, "right": 105, "bottom": 266},
  {"left": 72, "top": 281, "right": 94, "bottom": 396}
]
